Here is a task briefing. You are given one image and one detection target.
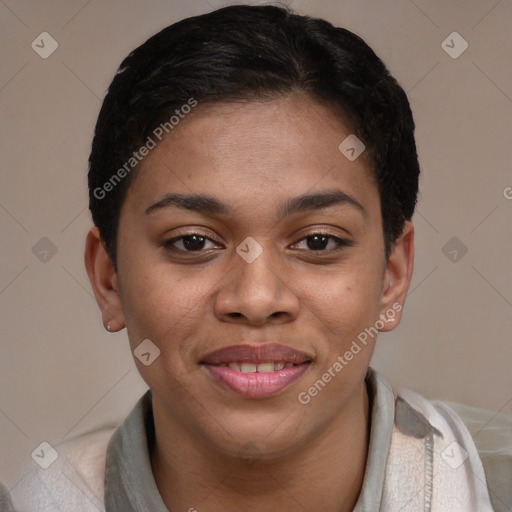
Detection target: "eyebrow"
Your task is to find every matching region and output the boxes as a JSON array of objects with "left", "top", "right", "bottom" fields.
[{"left": 144, "top": 189, "right": 366, "bottom": 219}]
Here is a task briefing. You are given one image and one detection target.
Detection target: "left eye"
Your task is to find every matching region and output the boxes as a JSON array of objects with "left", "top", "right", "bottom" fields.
[{"left": 292, "top": 233, "right": 347, "bottom": 252}]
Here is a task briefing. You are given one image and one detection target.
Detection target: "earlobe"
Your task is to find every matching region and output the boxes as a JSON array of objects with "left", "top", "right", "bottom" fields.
[
  {"left": 379, "top": 221, "right": 414, "bottom": 332},
  {"left": 84, "top": 227, "right": 126, "bottom": 332}
]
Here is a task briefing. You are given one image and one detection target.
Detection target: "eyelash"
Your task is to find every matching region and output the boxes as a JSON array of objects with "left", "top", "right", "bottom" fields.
[{"left": 162, "top": 230, "right": 349, "bottom": 254}]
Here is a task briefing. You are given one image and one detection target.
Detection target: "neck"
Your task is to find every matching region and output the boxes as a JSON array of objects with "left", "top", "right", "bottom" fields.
[{"left": 151, "top": 382, "right": 371, "bottom": 512}]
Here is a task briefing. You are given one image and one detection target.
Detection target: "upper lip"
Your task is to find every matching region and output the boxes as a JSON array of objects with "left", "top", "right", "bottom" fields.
[{"left": 200, "top": 343, "right": 313, "bottom": 365}]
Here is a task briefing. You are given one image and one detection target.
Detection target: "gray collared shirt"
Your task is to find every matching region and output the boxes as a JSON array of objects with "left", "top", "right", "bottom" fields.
[{"left": 103, "top": 367, "right": 512, "bottom": 511}]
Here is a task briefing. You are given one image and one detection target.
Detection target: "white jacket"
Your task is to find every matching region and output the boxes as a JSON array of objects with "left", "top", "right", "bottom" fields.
[{"left": 7, "top": 369, "right": 511, "bottom": 511}]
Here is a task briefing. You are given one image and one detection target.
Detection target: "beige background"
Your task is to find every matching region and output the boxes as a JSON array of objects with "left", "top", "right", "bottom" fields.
[{"left": 1, "top": 0, "right": 511, "bottom": 491}]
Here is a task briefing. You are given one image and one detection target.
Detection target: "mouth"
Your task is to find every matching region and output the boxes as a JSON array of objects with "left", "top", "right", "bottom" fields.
[
  {"left": 200, "top": 343, "right": 313, "bottom": 399},
  {"left": 212, "top": 361, "right": 303, "bottom": 372}
]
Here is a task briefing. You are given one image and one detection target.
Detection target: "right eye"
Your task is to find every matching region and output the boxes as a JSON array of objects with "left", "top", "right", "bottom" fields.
[{"left": 163, "top": 233, "right": 221, "bottom": 252}]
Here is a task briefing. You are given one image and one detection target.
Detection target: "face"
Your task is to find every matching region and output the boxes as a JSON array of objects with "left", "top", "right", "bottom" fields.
[{"left": 86, "top": 93, "right": 413, "bottom": 459}]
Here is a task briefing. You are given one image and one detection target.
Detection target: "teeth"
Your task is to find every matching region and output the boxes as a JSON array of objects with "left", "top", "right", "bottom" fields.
[
  {"left": 257, "top": 362, "right": 274, "bottom": 373},
  {"left": 240, "top": 363, "right": 257, "bottom": 373},
  {"left": 225, "top": 361, "right": 292, "bottom": 373}
]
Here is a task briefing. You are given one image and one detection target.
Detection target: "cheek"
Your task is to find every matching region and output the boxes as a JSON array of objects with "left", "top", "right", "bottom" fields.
[
  {"left": 118, "top": 258, "right": 197, "bottom": 346},
  {"left": 119, "top": 255, "right": 226, "bottom": 370},
  {"left": 118, "top": 264, "right": 208, "bottom": 391},
  {"left": 301, "top": 261, "right": 383, "bottom": 329}
]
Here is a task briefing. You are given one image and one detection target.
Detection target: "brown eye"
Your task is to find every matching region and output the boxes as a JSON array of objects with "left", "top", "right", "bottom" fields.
[
  {"left": 163, "top": 234, "right": 219, "bottom": 252},
  {"left": 293, "top": 233, "right": 348, "bottom": 252}
]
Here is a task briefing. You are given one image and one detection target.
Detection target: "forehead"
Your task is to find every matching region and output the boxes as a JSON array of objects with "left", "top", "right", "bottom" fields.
[{"left": 123, "top": 93, "right": 379, "bottom": 220}]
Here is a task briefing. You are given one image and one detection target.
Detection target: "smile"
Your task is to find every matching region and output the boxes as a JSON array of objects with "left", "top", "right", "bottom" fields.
[
  {"left": 200, "top": 342, "right": 313, "bottom": 398},
  {"left": 217, "top": 361, "right": 296, "bottom": 372},
  {"left": 202, "top": 362, "right": 311, "bottom": 399}
]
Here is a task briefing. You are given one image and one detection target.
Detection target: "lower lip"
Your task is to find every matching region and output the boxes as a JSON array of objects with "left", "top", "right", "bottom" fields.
[{"left": 202, "top": 363, "right": 310, "bottom": 399}]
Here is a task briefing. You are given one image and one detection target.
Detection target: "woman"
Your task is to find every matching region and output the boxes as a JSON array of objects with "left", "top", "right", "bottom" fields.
[{"left": 8, "top": 4, "right": 511, "bottom": 511}]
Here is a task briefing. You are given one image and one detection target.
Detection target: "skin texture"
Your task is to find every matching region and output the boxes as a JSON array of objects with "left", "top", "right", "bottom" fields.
[{"left": 85, "top": 93, "right": 414, "bottom": 512}]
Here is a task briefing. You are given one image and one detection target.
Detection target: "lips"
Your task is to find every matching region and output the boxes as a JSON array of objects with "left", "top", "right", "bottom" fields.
[
  {"left": 200, "top": 343, "right": 313, "bottom": 399},
  {"left": 200, "top": 343, "right": 312, "bottom": 366}
]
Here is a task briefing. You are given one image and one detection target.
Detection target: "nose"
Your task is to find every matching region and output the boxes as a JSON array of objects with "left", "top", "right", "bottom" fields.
[{"left": 213, "top": 243, "right": 300, "bottom": 326}]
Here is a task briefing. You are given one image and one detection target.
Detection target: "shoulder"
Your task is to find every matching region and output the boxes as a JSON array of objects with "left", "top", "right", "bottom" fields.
[
  {"left": 443, "top": 400, "right": 512, "bottom": 512},
  {"left": 396, "top": 386, "right": 512, "bottom": 512},
  {"left": 1, "top": 482, "right": 16, "bottom": 512},
  {"left": 9, "top": 425, "right": 117, "bottom": 512}
]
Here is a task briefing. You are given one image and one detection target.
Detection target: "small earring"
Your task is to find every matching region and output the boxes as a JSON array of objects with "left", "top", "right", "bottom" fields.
[{"left": 107, "top": 322, "right": 112, "bottom": 332}]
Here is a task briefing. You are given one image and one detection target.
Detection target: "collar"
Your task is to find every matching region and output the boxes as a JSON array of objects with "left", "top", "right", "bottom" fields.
[{"left": 104, "top": 367, "right": 397, "bottom": 512}]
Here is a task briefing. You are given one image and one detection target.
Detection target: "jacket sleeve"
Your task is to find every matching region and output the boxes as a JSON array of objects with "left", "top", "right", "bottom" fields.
[
  {"left": 442, "top": 401, "right": 512, "bottom": 512},
  {"left": 7, "top": 426, "right": 116, "bottom": 512},
  {"left": 1, "top": 482, "right": 16, "bottom": 512}
]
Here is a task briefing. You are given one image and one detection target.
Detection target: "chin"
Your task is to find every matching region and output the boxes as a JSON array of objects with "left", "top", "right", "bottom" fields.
[{"left": 200, "top": 410, "right": 308, "bottom": 461}]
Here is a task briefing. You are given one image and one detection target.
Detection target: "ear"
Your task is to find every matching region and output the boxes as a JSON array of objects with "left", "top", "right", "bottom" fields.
[
  {"left": 378, "top": 221, "right": 414, "bottom": 332},
  {"left": 84, "top": 226, "right": 126, "bottom": 332}
]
